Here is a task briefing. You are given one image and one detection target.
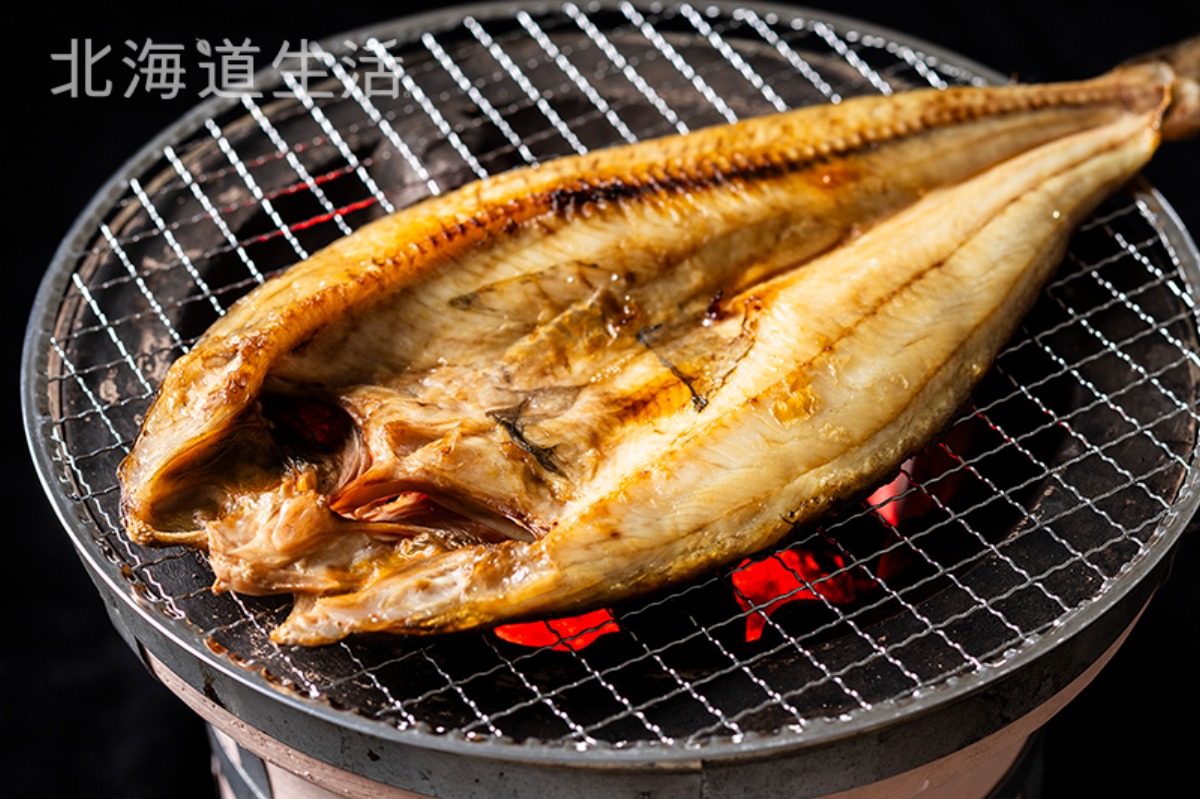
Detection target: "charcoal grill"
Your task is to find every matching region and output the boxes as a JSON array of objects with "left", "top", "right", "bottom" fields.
[{"left": 22, "top": 2, "right": 1200, "bottom": 797}]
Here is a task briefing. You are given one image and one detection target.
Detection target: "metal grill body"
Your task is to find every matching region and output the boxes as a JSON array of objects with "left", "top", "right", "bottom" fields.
[{"left": 23, "top": 3, "right": 1200, "bottom": 797}]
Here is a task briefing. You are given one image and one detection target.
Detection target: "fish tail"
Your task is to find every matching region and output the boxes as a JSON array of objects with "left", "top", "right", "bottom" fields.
[{"left": 1123, "top": 34, "right": 1200, "bottom": 140}]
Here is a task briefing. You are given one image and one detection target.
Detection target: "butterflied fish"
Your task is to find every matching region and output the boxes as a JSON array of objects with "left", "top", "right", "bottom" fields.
[{"left": 118, "top": 36, "right": 1200, "bottom": 645}]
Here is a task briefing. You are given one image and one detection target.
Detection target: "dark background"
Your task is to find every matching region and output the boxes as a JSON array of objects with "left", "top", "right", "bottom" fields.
[{"left": 8, "top": 1, "right": 1198, "bottom": 796}]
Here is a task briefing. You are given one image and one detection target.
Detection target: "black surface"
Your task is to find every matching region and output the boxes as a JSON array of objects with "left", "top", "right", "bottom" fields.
[{"left": 8, "top": 1, "right": 1198, "bottom": 797}]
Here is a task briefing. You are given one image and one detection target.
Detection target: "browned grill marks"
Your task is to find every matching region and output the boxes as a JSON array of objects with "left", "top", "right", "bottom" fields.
[
  {"left": 489, "top": 405, "right": 562, "bottom": 475},
  {"left": 428, "top": 81, "right": 1144, "bottom": 274}
]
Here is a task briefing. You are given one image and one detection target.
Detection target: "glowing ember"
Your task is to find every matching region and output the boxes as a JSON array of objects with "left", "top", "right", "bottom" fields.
[
  {"left": 732, "top": 548, "right": 879, "bottom": 641},
  {"left": 868, "top": 468, "right": 914, "bottom": 526},
  {"left": 494, "top": 608, "right": 620, "bottom": 651},
  {"left": 870, "top": 437, "right": 971, "bottom": 528}
]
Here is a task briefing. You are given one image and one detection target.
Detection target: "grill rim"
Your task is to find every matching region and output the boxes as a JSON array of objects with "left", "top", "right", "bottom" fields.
[{"left": 21, "top": 0, "right": 1200, "bottom": 785}]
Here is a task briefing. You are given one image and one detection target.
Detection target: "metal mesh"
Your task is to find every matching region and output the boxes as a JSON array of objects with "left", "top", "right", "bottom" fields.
[{"left": 32, "top": 1, "right": 1200, "bottom": 750}]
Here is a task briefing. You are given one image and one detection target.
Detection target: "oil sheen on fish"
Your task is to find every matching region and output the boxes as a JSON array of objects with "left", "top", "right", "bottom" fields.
[{"left": 118, "top": 38, "right": 1200, "bottom": 645}]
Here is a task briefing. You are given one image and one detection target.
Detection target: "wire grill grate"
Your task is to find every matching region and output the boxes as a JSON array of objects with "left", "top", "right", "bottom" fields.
[{"left": 29, "top": 0, "right": 1200, "bottom": 755}]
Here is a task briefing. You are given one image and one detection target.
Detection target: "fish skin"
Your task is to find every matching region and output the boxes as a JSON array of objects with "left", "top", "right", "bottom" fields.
[{"left": 116, "top": 41, "right": 1199, "bottom": 645}]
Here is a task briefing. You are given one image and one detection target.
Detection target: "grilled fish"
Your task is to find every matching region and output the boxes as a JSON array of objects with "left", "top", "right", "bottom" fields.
[{"left": 118, "top": 37, "right": 1200, "bottom": 645}]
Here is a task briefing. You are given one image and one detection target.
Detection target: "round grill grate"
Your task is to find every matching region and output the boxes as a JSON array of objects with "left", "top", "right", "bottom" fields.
[{"left": 23, "top": 1, "right": 1200, "bottom": 794}]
